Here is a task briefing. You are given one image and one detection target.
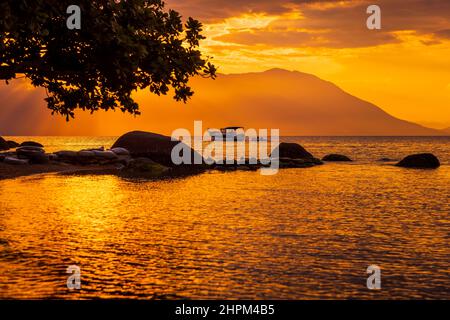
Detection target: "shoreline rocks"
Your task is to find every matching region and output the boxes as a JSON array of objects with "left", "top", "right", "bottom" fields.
[{"left": 396, "top": 153, "right": 440, "bottom": 169}]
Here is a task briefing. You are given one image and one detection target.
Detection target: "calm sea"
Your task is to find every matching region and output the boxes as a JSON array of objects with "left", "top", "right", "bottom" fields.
[{"left": 0, "top": 136, "right": 449, "bottom": 299}]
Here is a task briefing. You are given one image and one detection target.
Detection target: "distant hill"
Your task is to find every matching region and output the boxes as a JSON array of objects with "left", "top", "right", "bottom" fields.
[
  {"left": 441, "top": 127, "right": 450, "bottom": 135},
  {"left": 0, "top": 68, "right": 445, "bottom": 136},
  {"left": 173, "top": 68, "right": 445, "bottom": 136}
]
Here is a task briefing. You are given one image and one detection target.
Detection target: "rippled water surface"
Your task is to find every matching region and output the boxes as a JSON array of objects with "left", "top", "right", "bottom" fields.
[{"left": 0, "top": 137, "right": 449, "bottom": 299}]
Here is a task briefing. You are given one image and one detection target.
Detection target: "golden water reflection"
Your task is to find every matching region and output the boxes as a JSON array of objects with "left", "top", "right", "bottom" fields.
[{"left": 0, "top": 162, "right": 449, "bottom": 299}]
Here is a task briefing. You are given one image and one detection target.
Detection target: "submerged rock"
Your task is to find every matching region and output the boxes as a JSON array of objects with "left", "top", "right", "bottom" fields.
[
  {"left": 122, "top": 157, "right": 170, "bottom": 178},
  {"left": 322, "top": 154, "right": 352, "bottom": 162},
  {"left": 378, "top": 157, "right": 395, "bottom": 162},
  {"left": 19, "top": 141, "right": 44, "bottom": 148},
  {"left": 112, "top": 131, "right": 203, "bottom": 167},
  {"left": 396, "top": 153, "right": 440, "bottom": 169}
]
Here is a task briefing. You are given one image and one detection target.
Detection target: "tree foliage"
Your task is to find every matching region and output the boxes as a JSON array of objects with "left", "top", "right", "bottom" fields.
[{"left": 0, "top": 0, "right": 216, "bottom": 119}]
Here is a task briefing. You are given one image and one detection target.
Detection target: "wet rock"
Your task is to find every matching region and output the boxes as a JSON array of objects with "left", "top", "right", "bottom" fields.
[
  {"left": 110, "top": 147, "right": 130, "bottom": 156},
  {"left": 272, "top": 142, "right": 314, "bottom": 159},
  {"left": 6, "top": 141, "right": 20, "bottom": 149},
  {"left": 19, "top": 141, "right": 44, "bottom": 148},
  {"left": 322, "top": 154, "right": 352, "bottom": 162},
  {"left": 0, "top": 137, "right": 8, "bottom": 151},
  {"left": 112, "top": 131, "right": 203, "bottom": 167},
  {"left": 48, "top": 154, "right": 59, "bottom": 161},
  {"left": 92, "top": 150, "right": 118, "bottom": 160},
  {"left": 55, "top": 151, "right": 78, "bottom": 163},
  {"left": 76, "top": 150, "right": 96, "bottom": 164},
  {"left": 122, "top": 157, "right": 170, "bottom": 178},
  {"left": 396, "top": 153, "right": 440, "bottom": 169},
  {"left": 16, "top": 147, "right": 49, "bottom": 164},
  {"left": 4, "top": 156, "right": 29, "bottom": 165},
  {"left": 279, "top": 158, "right": 321, "bottom": 168},
  {"left": 378, "top": 158, "right": 395, "bottom": 162}
]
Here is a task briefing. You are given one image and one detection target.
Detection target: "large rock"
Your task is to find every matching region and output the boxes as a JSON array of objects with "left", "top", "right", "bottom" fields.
[
  {"left": 112, "top": 131, "right": 203, "bottom": 167},
  {"left": 322, "top": 154, "right": 352, "bottom": 162},
  {"left": 0, "top": 137, "right": 8, "bottom": 151},
  {"left": 272, "top": 142, "right": 314, "bottom": 159},
  {"left": 396, "top": 153, "right": 440, "bottom": 169},
  {"left": 20, "top": 141, "right": 44, "bottom": 148},
  {"left": 7, "top": 141, "right": 20, "bottom": 149}
]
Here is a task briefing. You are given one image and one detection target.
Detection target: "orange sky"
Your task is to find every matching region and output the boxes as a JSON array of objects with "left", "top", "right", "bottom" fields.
[
  {"left": 1, "top": 0, "right": 449, "bottom": 135},
  {"left": 168, "top": 0, "right": 450, "bottom": 129}
]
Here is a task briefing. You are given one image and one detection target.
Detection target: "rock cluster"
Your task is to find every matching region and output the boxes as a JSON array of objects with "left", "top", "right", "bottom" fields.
[{"left": 1, "top": 134, "right": 442, "bottom": 177}]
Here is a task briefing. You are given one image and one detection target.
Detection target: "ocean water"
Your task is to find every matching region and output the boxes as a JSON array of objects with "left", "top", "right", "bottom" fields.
[{"left": 0, "top": 136, "right": 449, "bottom": 299}]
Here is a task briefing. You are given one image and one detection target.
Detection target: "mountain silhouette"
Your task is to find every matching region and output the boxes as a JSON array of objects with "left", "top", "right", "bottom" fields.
[
  {"left": 0, "top": 68, "right": 445, "bottom": 136},
  {"left": 179, "top": 68, "right": 444, "bottom": 136}
]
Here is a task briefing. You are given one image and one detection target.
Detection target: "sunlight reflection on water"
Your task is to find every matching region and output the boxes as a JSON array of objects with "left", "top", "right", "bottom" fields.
[{"left": 0, "top": 137, "right": 449, "bottom": 299}]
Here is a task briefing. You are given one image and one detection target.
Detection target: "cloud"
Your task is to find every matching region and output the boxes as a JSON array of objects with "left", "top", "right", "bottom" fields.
[{"left": 168, "top": 0, "right": 450, "bottom": 49}]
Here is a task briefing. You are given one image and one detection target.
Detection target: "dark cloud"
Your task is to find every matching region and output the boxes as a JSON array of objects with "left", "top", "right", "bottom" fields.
[
  {"left": 167, "top": 0, "right": 319, "bottom": 21},
  {"left": 168, "top": 0, "right": 450, "bottom": 48},
  {"left": 434, "top": 29, "right": 450, "bottom": 39}
]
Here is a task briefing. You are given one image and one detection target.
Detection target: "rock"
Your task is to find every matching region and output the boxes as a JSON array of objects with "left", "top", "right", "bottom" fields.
[
  {"left": 322, "top": 154, "right": 353, "bottom": 162},
  {"left": 396, "top": 153, "right": 440, "bottom": 169},
  {"left": 6, "top": 141, "right": 20, "bottom": 149},
  {"left": 272, "top": 142, "right": 314, "bottom": 159},
  {"left": 92, "top": 150, "right": 118, "bottom": 160},
  {"left": 110, "top": 147, "right": 130, "bottom": 156},
  {"left": 76, "top": 150, "right": 96, "bottom": 164},
  {"left": 122, "top": 157, "right": 170, "bottom": 178},
  {"left": 16, "top": 146, "right": 45, "bottom": 154},
  {"left": 4, "top": 156, "right": 29, "bottom": 165},
  {"left": 29, "top": 153, "right": 50, "bottom": 164},
  {"left": 19, "top": 141, "right": 44, "bottom": 148},
  {"left": 48, "top": 154, "right": 59, "bottom": 161},
  {"left": 0, "top": 154, "right": 5, "bottom": 162},
  {"left": 111, "top": 131, "right": 204, "bottom": 167},
  {"left": 0, "top": 137, "right": 9, "bottom": 151},
  {"left": 279, "top": 158, "right": 321, "bottom": 168},
  {"left": 378, "top": 158, "right": 395, "bottom": 162},
  {"left": 16, "top": 146, "right": 49, "bottom": 163},
  {"left": 55, "top": 151, "right": 78, "bottom": 162}
]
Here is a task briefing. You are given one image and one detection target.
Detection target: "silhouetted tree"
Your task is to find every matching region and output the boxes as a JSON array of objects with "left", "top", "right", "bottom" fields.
[{"left": 0, "top": 0, "right": 216, "bottom": 119}]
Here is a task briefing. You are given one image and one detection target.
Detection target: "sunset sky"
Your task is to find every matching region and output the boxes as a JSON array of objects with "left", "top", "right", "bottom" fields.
[
  {"left": 169, "top": 0, "right": 450, "bottom": 129},
  {"left": 1, "top": 0, "right": 449, "bottom": 135}
]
